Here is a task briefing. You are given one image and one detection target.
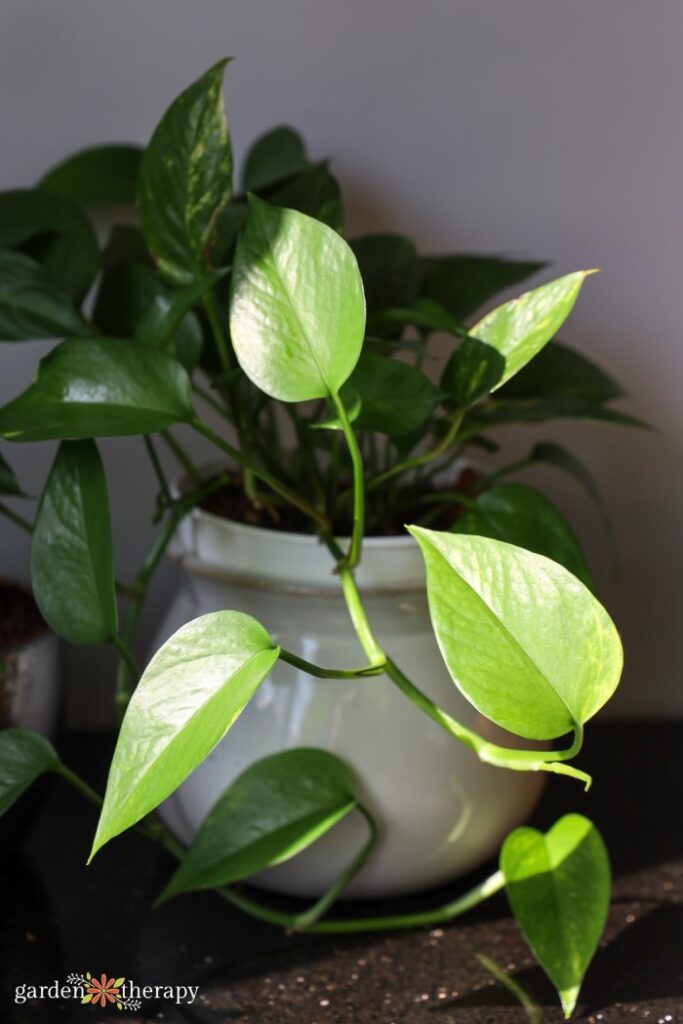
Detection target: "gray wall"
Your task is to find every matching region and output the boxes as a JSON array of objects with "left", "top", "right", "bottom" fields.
[{"left": 0, "top": 1, "right": 679, "bottom": 720}]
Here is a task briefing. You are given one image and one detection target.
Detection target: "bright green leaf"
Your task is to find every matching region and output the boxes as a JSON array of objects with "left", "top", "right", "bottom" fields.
[
  {"left": 0, "top": 338, "right": 194, "bottom": 441},
  {"left": 350, "top": 234, "right": 419, "bottom": 313},
  {"left": 137, "top": 60, "right": 232, "bottom": 284},
  {"left": 447, "top": 271, "right": 594, "bottom": 397},
  {"left": 0, "top": 189, "right": 99, "bottom": 302},
  {"left": 498, "top": 340, "right": 623, "bottom": 404},
  {"left": 90, "top": 611, "right": 280, "bottom": 858},
  {"left": 502, "top": 814, "right": 610, "bottom": 1018},
  {"left": 266, "top": 163, "right": 343, "bottom": 231},
  {"left": 0, "top": 250, "right": 90, "bottom": 341},
  {"left": 158, "top": 747, "right": 356, "bottom": 901},
  {"left": 242, "top": 126, "right": 309, "bottom": 193},
  {"left": 419, "top": 253, "right": 546, "bottom": 321},
  {"left": 408, "top": 527, "right": 622, "bottom": 740},
  {"left": 340, "top": 351, "right": 446, "bottom": 435},
  {"left": 31, "top": 440, "right": 117, "bottom": 645},
  {"left": 451, "top": 482, "right": 592, "bottom": 589},
  {"left": 0, "top": 730, "right": 59, "bottom": 816},
  {"left": 39, "top": 145, "right": 143, "bottom": 206},
  {"left": 230, "top": 195, "right": 365, "bottom": 401}
]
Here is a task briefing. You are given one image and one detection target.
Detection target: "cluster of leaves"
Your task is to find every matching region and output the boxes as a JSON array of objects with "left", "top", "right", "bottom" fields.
[{"left": 0, "top": 60, "right": 636, "bottom": 1017}]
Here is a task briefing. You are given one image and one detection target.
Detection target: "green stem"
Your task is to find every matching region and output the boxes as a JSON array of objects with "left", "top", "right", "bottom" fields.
[
  {"left": 143, "top": 435, "right": 172, "bottom": 505},
  {"left": 365, "top": 413, "right": 464, "bottom": 493},
  {"left": 0, "top": 500, "right": 32, "bottom": 534},
  {"left": 113, "top": 636, "right": 140, "bottom": 684},
  {"left": 332, "top": 392, "right": 365, "bottom": 568},
  {"left": 193, "top": 419, "right": 330, "bottom": 531},
  {"left": 203, "top": 291, "right": 232, "bottom": 375},
  {"left": 279, "top": 648, "right": 385, "bottom": 679},
  {"left": 193, "top": 382, "right": 234, "bottom": 425},
  {"left": 159, "top": 430, "right": 201, "bottom": 487}
]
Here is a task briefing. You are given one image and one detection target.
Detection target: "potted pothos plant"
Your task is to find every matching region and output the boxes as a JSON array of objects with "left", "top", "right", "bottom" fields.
[{"left": 0, "top": 60, "right": 643, "bottom": 1017}]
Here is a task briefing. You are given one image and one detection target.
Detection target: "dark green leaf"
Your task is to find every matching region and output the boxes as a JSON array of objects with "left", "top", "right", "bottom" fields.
[
  {"left": 420, "top": 254, "right": 545, "bottom": 321},
  {"left": 0, "top": 189, "right": 100, "bottom": 302},
  {"left": 0, "top": 338, "right": 194, "bottom": 441},
  {"left": 0, "top": 730, "right": 59, "bottom": 816},
  {"left": 137, "top": 60, "right": 232, "bottom": 284},
  {"left": 471, "top": 396, "right": 648, "bottom": 429},
  {"left": 242, "top": 126, "right": 309, "bottom": 193},
  {"left": 367, "top": 297, "right": 463, "bottom": 337},
  {"left": 502, "top": 814, "right": 610, "bottom": 1018},
  {"left": 441, "top": 334, "right": 506, "bottom": 410},
  {"left": 159, "top": 748, "right": 356, "bottom": 901},
  {"left": 92, "top": 262, "right": 160, "bottom": 337},
  {"left": 90, "top": 611, "right": 280, "bottom": 857},
  {"left": 266, "top": 163, "right": 343, "bottom": 231},
  {"left": 451, "top": 482, "right": 592, "bottom": 588},
  {"left": 408, "top": 527, "right": 623, "bottom": 740},
  {"left": 230, "top": 195, "right": 365, "bottom": 401},
  {"left": 211, "top": 201, "right": 248, "bottom": 266},
  {"left": 0, "top": 450, "right": 25, "bottom": 496},
  {"left": 0, "top": 250, "right": 89, "bottom": 341},
  {"left": 31, "top": 440, "right": 117, "bottom": 644},
  {"left": 497, "top": 341, "right": 623, "bottom": 403},
  {"left": 101, "top": 224, "right": 151, "bottom": 269},
  {"left": 350, "top": 234, "right": 419, "bottom": 312},
  {"left": 340, "top": 351, "right": 446, "bottom": 435},
  {"left": 133, "top": 274, "right": 220, "bottom": 372},
  {"left": 39, "top": 145, "right": 143, "bottom": 206}
]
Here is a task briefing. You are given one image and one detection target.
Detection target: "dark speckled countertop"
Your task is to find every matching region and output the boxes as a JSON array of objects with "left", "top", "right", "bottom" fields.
[{"left": 1, "top": 722, "right": 681, "bottom": 1023}]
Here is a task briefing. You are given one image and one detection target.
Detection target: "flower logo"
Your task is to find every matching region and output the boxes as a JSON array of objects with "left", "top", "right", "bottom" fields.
[{"left": 81, "top": 972, "right": 125, "bottom": 1009}]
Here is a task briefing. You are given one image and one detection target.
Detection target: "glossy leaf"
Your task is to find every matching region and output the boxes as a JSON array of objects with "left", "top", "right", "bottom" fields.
[
  {"left": 419, "top": 254, "right": 545, "bottom": 321},
  {"left": 0, "top": 450, "right": 25, "bottom": 496},
  {"left": 502, "top": 814, "right": 610, "bottom": 1018},
  {"left": 133, "top": 276, "right": 217, "bottom": 373},
  {"left": 471, "top": 396, "right": 647, "bottom": 429},
  {"left": 408, "top": 527, "right": 623, "bottom": 740},
  {"left": 350, "top": 233, "right": 419, "bottom": 312},
  {"left": 0, "top": 189, "right": 99, "bottom": 302},
  {"left": 498, "top": 340, "right": 623, "bottom": 404},
  {"left": 137, "top": 60, "right": 232, "bottom": 284},
  {"left": 0, "top": 730, "right": 59, "bottom": 816},
  {"left": 340, "top": 351, "right": 446, "bottom": 435},
  {"left": 0, "top": 338, "right": 194, "bottom": 441},
  {"left": 91, "top": 612, "right": 279, "bottom": 857},
  {"left": 230, "top": 195, "right": 365, "bottom": 401},
  {"left": 0, "top": 250, "right": 90, "bottom": 341},
  {"left": 31, "top": 440, "right": 117, "bottom": 644},
  {"left": 445, "top": 271, "right": 593, "bottom": 400},
  {"left": 242, "top": 126, "right": 309, "bottom": 193},
  {"left": 159, "top": 748, "right": 356, "bottom": 901},
  {"left": 39, "top": 145, "right": 143, "bottom": 205},
  {"left": 451, "top": 483, "right": 592, "bottom": 588},
  {"left": 266, "top": 163, "right": 343, "bottom": 231}
]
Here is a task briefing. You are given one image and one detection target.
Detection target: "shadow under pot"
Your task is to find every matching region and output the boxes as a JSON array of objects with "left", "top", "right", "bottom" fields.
[
  {"left": 0, "top": 579, "right": 62, "bottom": 840},
  {"left": 154, "top": 473, "right": 545, "bottom": 901}
]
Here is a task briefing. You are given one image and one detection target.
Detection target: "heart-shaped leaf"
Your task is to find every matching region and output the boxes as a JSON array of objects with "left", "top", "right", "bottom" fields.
[
  {"left": 39, "top": 145, "right": 143, "bottom": 206},
  {"left": 31, "top": 440, "right": 117, "bottom": 645},
  {"left": 137, "top": 60, "right": 232, "bottom": 284},
  {"left": 159, "top": 748, "right": 356, "bottom": 902},
  {"left": 242, "top": 126, "right": 309, "bottom": 193},
  {"left": 419, "top": 254, "right": 546, "bottom": 322},
  {"left": 0, "top": 250, "right": 90, "bottom": 340},
  {"left": 350, "top": 233, "right": 419, "bottom": 313},
  {"left": 90, "top": 611, "right": 280, "bottom": 858},
  {"left": 0, "top": 450, "right": 26, "bottom": 496},
  {"left": 0, "top": 189, "right": 99, "bottom": 302},
  {"left": 0, "top": 337, "right": 194, "bottom": 441},
  {"left": 451, "top": 482, "right": 592, "bottom": 589},
  {"left": 445, "top": 271, "right": 593, "bottom": 397},
  {"left": 497, "top": 340, "right": 623, "bottom": 404},
  {"left": 408, "top": 527, "right": 622, "bottom": 740},
  {"left": 230, "top": 195, "right": 365, "bottom": 401},
  {"left": 0, "top": 730, "right": 59, "bottom": 816},
  {"left": 340, "top": 351, "right": 446, "bottom": 435},
  {"left": 501, "top": 814, "right": 610, "bottom": 1018}
]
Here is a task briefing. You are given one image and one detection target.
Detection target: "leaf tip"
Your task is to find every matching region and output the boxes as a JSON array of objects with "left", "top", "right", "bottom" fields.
[{"left": 560, "top": 984, "right": 580, "bottom": 1018}]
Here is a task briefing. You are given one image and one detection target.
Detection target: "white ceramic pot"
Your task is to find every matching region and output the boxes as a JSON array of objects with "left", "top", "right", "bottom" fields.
[{"left": 156, "top": 492, "right": 544, "bottom": 900}]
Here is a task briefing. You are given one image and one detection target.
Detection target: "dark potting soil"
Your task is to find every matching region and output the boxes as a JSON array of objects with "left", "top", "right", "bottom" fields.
[
  {"left": 200, "top": 467, "right": 481, "bottom": 536},
  {"left": 0, "top": 580, "right": 45, "bottom": 651}
]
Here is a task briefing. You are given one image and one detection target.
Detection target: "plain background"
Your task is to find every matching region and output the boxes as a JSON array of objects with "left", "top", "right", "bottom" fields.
[{"left": 0, "top": 1, "right": 678, "bottom": 723}]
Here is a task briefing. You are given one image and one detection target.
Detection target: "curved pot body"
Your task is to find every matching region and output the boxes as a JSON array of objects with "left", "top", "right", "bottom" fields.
[{"left": 156, "top": 507, "right": 544, "bottom": 899}]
